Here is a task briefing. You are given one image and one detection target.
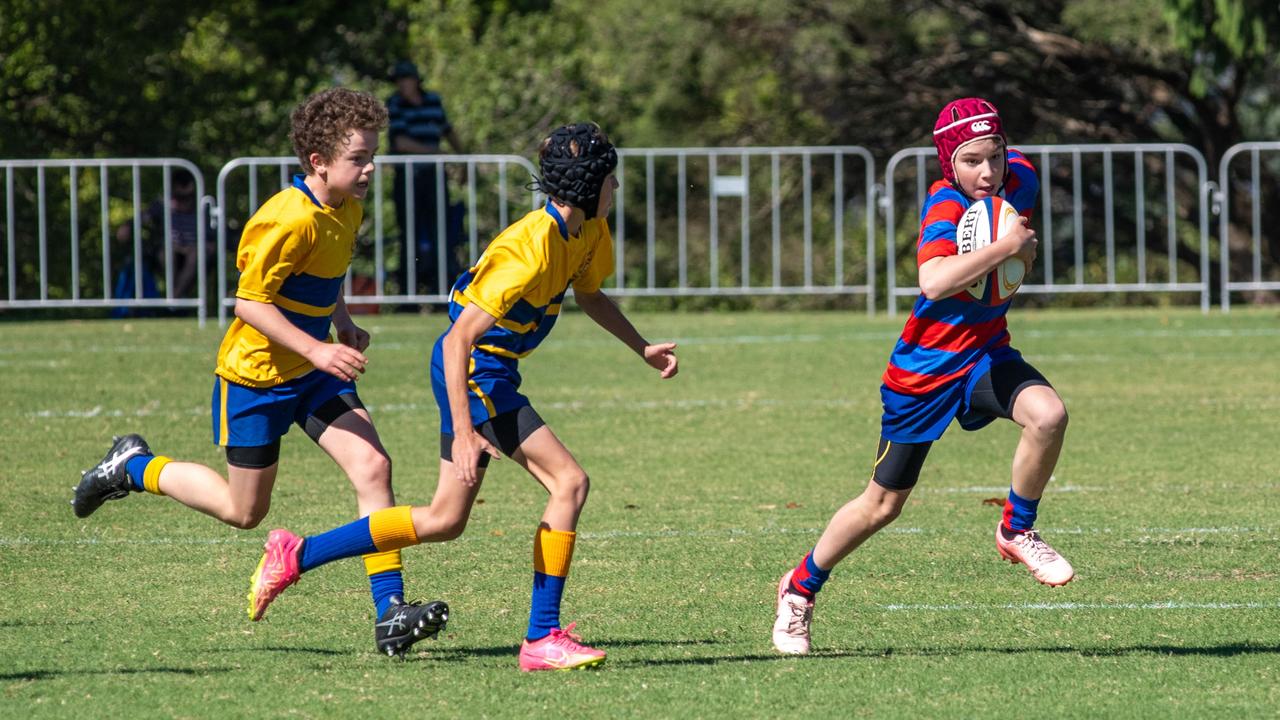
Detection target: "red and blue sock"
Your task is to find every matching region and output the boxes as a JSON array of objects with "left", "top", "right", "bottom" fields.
[
  {"left": 787, "top": 550, "right": 831, "bottom": 599},
  {"left": 1002, "top": 486, "right": 1040, "bottom": 533}
]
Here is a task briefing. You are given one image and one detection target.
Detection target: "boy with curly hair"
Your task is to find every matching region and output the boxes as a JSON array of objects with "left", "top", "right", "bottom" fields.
[
  {"left": 73, "top": 88, "right": 446, "bottom": 658},
  {"left": 243, "top": 122, "right": 679, "bottom": 671}
]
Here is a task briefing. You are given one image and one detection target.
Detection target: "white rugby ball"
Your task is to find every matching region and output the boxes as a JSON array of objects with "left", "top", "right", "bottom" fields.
[{"left": 955, "top": 196, "right": 1026, "bottom": 303}]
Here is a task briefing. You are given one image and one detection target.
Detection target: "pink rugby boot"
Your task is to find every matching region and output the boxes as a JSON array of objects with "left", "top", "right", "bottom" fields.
[
  {"left": 995, "top": 523, "right": 1075, "bottom": 587},
  {"left": 518, "top": 622, "right": 606, "bottom": 671},
  {"left": 247, "top": 529, "right": 303, "bottom": 620}
]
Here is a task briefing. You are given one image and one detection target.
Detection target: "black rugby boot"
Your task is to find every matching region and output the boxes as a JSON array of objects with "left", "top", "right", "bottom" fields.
[
  {"left": 375, "top": 597, "right": 449, "bottom": 659},
  {"left": 72, "top": 434, "right": 151, "bottom": 518}
]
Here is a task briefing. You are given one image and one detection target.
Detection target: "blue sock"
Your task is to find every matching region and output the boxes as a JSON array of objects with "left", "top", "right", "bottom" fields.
[
  {"left": 125, "top": 454, "right": 155, "bottom": 492},
  {"left": 1003, "top": 486, "right": 1040, "bottom": 532},
  {"left": 526, "top": 572, "right": 567, "bottom": 642},
  {"left": 369, "top": 570, "right": 405, "bottom": 617},
  {"left": 790, "top": 550, "right": 832, "bottom": 597},
  {"left": 299, "top": 517, "right": 376, "bottom": 572}
]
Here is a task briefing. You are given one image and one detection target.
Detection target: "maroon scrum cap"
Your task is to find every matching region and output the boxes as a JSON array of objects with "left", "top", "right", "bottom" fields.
[{"left": 933, "top": 98, "right": 1006, "bottom": 184}]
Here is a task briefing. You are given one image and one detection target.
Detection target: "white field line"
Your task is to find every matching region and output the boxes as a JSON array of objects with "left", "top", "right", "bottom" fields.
[
  {"left": 23, "top": 396, "right": 860, "bottom": 419},
  {"left": 4, "top": 324, "right": 1277, "bottom": 357},
  {"left": 881, "top": 601, "right": 1280, "bottom": 611},
  {"left": 918, "top": 483, "right": 1095, "bottom": 494},
  {"left": 6, "top": 525, "right": 1273, "bottom": 547},
  {"left": 0, "top": 359, "right": 69, "bottom": 368},
  {"left": 529, "top": 326, "right": 1280, "bottom": 349},
  {"left": 576, "top": 525, "right": 1278, "bottom": 540}
]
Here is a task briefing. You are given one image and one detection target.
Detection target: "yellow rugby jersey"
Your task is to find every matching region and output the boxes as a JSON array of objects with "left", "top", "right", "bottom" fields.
[
  {"left": 215, "top": 176, "right": 361, "bottom": 387},
  {"left": 448, "top": 204, "right": 613, "bottom": 359}
]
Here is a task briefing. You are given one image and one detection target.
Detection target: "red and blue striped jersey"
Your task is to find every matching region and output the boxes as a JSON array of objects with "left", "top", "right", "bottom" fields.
[{"left": 882, "top": 149, "right": 1039, "bottom": 396}]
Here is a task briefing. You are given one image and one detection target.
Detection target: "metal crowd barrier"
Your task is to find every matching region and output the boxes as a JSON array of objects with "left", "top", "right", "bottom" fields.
[
  {"left": 882, "top": 143, "right": 1211, "bottom": 315},
  {"left": 610, "top": 147, "right": 879, "bottom": 311},
  {"left": 0, "top": 158, "right": 208, "bottom": 323},
  {"left": 213, "top": 154, "right": 539, "bottom": 325},
  {"left": 8, "top": 142, "right": 1280, "bottom": 323},
  {"left": 1216, "top": 142, "right": 1280, "bottom": 311}
]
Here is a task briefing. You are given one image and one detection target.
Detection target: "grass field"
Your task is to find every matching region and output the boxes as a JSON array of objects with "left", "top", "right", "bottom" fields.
[{"left": 2, "top": 307, "right": 1278, "bottom": 718}]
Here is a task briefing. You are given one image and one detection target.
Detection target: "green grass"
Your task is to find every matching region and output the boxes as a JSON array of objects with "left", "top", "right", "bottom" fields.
[{"left": 2, "top": 307, "right": 1278, "bottom": 718}]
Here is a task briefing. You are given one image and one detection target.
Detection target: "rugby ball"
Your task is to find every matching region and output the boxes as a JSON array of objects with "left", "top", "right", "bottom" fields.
[{"left": 955, "top": 196, "right": 1026, "bottom": 303}]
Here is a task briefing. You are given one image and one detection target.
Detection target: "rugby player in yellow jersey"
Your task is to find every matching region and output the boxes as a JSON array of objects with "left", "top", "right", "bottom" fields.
[
  {"left": 245, "top": 123, "right": 679, "bottom": 670},
  {"left": 72, "top": 88, "right": 446, "bottom": 657}
]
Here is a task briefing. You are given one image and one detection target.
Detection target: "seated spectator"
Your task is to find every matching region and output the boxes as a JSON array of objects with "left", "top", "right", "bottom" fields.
[{"left": 112, "top": 168, "right": 210, "bottom": 316}]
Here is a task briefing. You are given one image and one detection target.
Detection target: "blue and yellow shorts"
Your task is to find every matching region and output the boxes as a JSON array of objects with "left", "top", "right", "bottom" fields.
[
  {"left": 212, "top": 370, "right": 358, "bottom": 447},
  {"left": 429, "top": 335, "right": 531, "bottom": 436}
]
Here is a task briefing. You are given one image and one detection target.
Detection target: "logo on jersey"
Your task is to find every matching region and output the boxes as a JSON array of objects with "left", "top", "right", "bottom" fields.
[
  {"left": 569, "top": 245, "right": 596, "bottom": 285},
  {"left": 970, "top": 120, "right": 992, "bottom": 133}
]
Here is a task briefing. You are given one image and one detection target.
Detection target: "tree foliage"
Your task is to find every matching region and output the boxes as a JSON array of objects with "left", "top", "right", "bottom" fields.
[
  {"left": 2, "top": 0, "right": 1277, "bottom": 304},
  {"left": 5, "top": 0, "right": 1278, "bottom": 162}
]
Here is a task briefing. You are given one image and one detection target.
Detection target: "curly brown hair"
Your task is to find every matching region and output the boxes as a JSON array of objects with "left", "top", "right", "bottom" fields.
[{"left": 289, "top": 88, "right": 388, "bottom": 174}]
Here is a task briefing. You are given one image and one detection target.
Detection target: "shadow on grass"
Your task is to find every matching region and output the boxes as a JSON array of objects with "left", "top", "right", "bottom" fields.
[
  {"left": 0, "top": 666, "right": 235, "bottom": 681},
  {"left": 609, "top": 642, "right": 1280, "bottom": 667},
  {"left": 415, "top": 637, "right": 725, "bottom": 662},
  {"left": 0, "top": 620, "right": 99, "bottom": 628},
  {"left": 206, "top": 645, "right": 348, "bottom": 657}
]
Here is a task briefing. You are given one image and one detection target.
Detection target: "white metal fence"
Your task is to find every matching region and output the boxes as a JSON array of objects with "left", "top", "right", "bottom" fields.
[
  {"left": 4, "top": 143, "right": 1279, "bottom": 323},
  {"left": 1216, "top": 142, "right": 1280, "bottom": 311},
  {"left": 0, "top": 158, "right": 208, "bottom": 322},
  {"left": 213, "top": 154, "right": 539, "bottom": 325},
  {"left": 610, "top": 147, "right": 879, "bottom": 311},
  {"left": 882, "top": 143, "right": 1212, "bottom": 315}
]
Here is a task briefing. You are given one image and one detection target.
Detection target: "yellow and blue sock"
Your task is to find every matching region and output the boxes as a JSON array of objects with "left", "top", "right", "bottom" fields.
[
  {"left": 299, "top": 506, "right": 418, "bottom": 573},
  {"left": 1002, "top": 486, "right": 1040, "bottom": 533},
  {"left": 527, "top": 527, "right": 575, "bottom": 642},
  {"left": 363, "top": 550, "right": 405, "bottom": 617},
  {"left": 124, "top": 454, "right": 171, "bottom": 496},
  {"left": 787, "top": 549, "right": 831, "bottom": 598}
]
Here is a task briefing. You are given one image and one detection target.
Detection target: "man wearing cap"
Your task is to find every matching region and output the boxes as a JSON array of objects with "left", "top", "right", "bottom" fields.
[{"left": 387, "top": 60, "right": 468, "bottom": 297}]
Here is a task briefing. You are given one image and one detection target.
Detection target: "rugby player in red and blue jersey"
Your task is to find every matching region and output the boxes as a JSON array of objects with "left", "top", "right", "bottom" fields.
[{"left": 772, "top": 98, "right": 1074, "bottom": 655}]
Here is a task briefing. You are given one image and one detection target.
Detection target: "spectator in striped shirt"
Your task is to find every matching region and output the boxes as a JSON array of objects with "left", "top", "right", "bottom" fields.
[{"left": 387, "top": 60, "right": 468, "bottom": 298}]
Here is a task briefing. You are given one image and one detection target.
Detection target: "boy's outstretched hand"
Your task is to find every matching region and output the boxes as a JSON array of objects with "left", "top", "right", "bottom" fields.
[{"left": 644, "top": 343, "right": 679, "bottom": 379}]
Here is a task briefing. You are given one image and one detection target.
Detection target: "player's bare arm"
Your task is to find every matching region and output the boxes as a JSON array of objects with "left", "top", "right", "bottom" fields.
[
  {"left": 574, "top": 289, "right": 678, "bottom": 379},
  {"left": 234, "top": 297, "right": 367, "bottom": 381},
  {"left": 442, "top": 302, "right": 502, "bottom": 485},
  {"left": 918, "top": 220, "right": 1036, "bottom": 300}
]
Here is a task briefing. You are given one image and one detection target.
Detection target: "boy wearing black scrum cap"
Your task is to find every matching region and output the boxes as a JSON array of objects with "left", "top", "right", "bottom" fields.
[{"left": 245, "top": 123, "right": 678, "bottom": 671}]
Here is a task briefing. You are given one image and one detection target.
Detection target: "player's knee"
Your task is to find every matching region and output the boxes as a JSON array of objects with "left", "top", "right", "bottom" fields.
[
  {"left": 1029, "top": 402, "right": 1069, "bottom": 440},
  {"left": 551, "top": 470, "right": 590, "bottom": 507},
  {"left": 435, "top": 514, "right": 469, "bottom": 541},
  {"left": 419, "top": 504, "right": 469, "bottom": 541},
  {"left": 869, "top": 494, "right": 905, "bottom": 527},
  {"left": 227, "top": 507, "right": 268, "bottom": 530},
  {"left": 348, "top": 449, "right": 393, "bottom": 489}
]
